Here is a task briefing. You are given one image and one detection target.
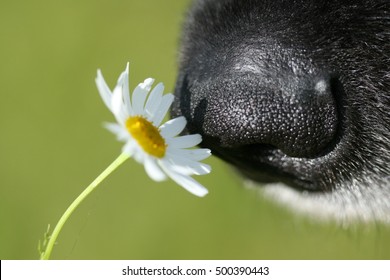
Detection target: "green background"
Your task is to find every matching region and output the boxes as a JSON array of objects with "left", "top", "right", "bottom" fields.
[{"left": 1, "top": 0, "right": 389, "bottom": 260}]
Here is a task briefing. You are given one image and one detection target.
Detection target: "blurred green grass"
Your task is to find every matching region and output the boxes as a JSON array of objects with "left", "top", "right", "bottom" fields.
[{"left": 0, "top": 0, "right": 389, "bottom": 260}]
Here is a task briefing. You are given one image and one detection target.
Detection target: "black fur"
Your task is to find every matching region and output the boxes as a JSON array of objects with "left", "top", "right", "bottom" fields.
[{"left": 172, "top": 0, "right": 390, "bottom": 223}]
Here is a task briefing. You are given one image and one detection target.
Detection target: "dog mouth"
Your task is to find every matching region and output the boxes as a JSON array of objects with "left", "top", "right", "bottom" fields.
[{"left": 201, "top": 138, "right": 326, "bottom": 192}]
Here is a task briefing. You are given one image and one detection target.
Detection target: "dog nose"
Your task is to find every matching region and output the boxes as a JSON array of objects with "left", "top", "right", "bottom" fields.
[{"left": 173, "top": 74, "right": 339, "bottom": 158}]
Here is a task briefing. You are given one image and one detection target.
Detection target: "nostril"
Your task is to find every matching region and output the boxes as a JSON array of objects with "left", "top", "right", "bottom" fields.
[{"left": 177, "top": 74, "right": 339, "bottom": 159}]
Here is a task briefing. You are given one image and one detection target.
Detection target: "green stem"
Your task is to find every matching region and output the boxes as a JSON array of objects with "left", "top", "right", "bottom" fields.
[{"left": 40, "top": 153, "right": 130, "bottom": 260}]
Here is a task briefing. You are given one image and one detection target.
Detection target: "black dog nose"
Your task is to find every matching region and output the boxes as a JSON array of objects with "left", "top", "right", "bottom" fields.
[{"left": 174, "top": 73, "right": 339, "bottom": 158}]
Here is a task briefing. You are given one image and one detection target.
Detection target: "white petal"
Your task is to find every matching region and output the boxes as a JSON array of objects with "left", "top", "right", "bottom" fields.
[
  {"left": 145, "top": 83, "right": 164, "bottom": 119},
  {"left": 144, "top": 157, "right": 167, "bottom": 182},
  {"left": 167, "top": 147, "right": 211, "bottom": 161},
  {"left": 111, "top": 85, "right": 127, "bottom": 125},
  {"left": 103, "top": 122, "right": 129, "bottom": 141},
  {"left": 151, "top": 94, "right": 174, "bottom": 127},
  {"left": 115, "top": 68, "right": 126, "bottom": 86},
  {"left": 122, "top": 63, "right": 133, "bottom": 115},
  {"left": 122, "top": 140, "right": 137, "bottom": 156},
  {"left": 166, "top": 134, "right": 202, "bottom": 149},
  {"left": 186, "top": 149, "right": 212, "bottom": 161},
  {"left": 160, "top": 164, "right": 208, "bottom": 197},
  {"left": 162, "top": 155, "right": 211, "bottom": 175},
  {"left": 95, "top": 69, "right": 112, "bottom": 110},
  {"left": 159, "top": 116, "right": 187, "bottom": 139},
  {"left": 133, "top": 147, "right": 146, "bottom": 164},
  {"left": 132, "top": 78, "right": 154, "bottom": 115}
]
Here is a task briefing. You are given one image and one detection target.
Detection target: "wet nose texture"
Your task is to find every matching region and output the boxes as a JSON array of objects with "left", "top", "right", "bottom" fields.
[{"left": 175, "top": 75, "right": 339, "bottom": 158}]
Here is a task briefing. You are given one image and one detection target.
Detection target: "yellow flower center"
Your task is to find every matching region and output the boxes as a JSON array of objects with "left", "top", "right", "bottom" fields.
[{"left": 126, "top": 116, "right": 166, "bottom": 158}]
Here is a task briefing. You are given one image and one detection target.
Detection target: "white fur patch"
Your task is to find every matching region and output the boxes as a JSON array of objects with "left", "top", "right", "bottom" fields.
[{"left": 244, "top": 180, "right": 390, "bottom": 225}]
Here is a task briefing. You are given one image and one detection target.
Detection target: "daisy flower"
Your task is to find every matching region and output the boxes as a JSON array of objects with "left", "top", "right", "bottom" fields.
[
  {"left": 39, "top": 63, "right": 213, "bottom": 261},
  {"left": 95, "top": 63, "right": 211, "bottom": 197}
]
